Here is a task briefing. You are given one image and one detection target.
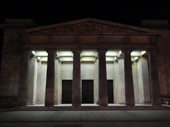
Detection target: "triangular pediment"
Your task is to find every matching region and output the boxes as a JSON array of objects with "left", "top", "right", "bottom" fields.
[{"left": 26, "top": 18, "right": 159, "bottom": 34}]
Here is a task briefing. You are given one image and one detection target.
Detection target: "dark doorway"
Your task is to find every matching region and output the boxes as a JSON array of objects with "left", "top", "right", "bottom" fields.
[
  {"left": 82, "top": 80, "right": 94, "bottom": 103},
  {"left": 107, "top": 80, "right": 114, "bottom": 103},
  {"left": 62, "top": 80, "right": 72, "bottom": 104}
]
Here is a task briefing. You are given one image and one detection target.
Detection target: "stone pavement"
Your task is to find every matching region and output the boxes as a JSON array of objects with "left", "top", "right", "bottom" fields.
[{"left": 0, "top": 110, "right": 170, "bottom": 127}]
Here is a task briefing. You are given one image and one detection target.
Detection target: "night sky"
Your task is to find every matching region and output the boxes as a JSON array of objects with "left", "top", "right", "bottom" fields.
[
  {"left": 0, "top": 0, "right": 170, "bottom": 26},
  {"left": 1, "top": 0, "right": 170, "bottom": 64}
]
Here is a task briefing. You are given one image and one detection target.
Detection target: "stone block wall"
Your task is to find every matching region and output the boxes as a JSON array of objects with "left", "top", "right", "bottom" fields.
[
  {"left": 141, "top": 19, "right": 170, "bottom": 97},
  {"left": 0, "top": 19, "right": 35, "bottom": 107},
  {"left": 157, "top": 32, "right": 170, "bottom": 96},
  {"left": 0, "top": 29, "right": 22, "bottom": 96}
]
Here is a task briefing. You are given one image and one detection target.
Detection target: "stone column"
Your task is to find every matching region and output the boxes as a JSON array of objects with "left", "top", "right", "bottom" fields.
[
  {"left": 45, "top": 50, "right": 56, "bottom": 107},
  {"left": 94, "top": 58, "right": 99, "bottom": 104},
  {"left": 132, "top": 61, "right": 140, "bottom": 104},
  {"left": 113, "top": 60, "right": 119, "bottom": 103},
  {"left": 139, "top": 57, "right": 151, "bottom": 103},
  {"left": 37, "top": 61, "right": 47, "bottom": 104},
  {"left": 54, "top": 58, "right": 59, "bottom": 105},
  {"left": 123, "top": 50, "right": 135, "bottom": 106},
  {"left": 36, "top": 60, "right": 42, "bottom": 104},
  {"left": 148, "top": 50, "right": 161, "bottom": 106},
  {"left": 72, "top": 50, "right": 81, "bottom": 106},
  {"left": 27, "top": 55, "right": 37, "bottom": 105},
  {"left": 17, "top": 50, "right": 30, "bottom": 106},
  {"left": 118, "top": 57, "right": 125, "bottom": 104},
  {"left": 58, "top": 61, "right": 62, "bottom": 104},
  {"left": 98, "top": 50, "right": 108, "bottom": 106}
]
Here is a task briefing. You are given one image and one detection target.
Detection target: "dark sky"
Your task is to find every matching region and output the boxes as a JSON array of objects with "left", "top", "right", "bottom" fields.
[
  {"left": 0, "top": 0, "right": 170, "bottom": 26},
  {"left": 0, "top": 0, "right": 170, "bottom": 67}
]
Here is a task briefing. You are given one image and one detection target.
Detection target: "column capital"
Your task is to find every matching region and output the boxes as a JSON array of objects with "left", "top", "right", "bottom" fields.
[
  {"left": 46, "top": 49, "right": 56, "bottom": 54},
  {"left": 122, "top": 49, "right": 133, "bottom": 54},
  {"left": 72, "top": 49, "right": 82, "bottom": 53},
  {"left": 146, "top": 48, "right": 158, "bottom": 53},
  {"left": 97, "top": 49, "right": 107, "bottom": 53}
]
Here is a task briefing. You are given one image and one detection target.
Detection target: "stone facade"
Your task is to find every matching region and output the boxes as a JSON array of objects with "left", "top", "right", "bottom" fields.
[
  {"left": 141, "top": 20, "right": 170, "bottom": 97},
  {"left": 0, "top": 18, "right": 169, "bottom": 109}
]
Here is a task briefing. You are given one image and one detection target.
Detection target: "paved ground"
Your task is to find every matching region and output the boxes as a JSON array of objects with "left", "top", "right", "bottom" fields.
[{"left": 0, "top": 110, "right": 170, "bottom": 127}]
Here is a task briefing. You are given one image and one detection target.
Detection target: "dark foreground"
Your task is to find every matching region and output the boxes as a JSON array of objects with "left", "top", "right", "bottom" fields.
[{"left": 1, "top": 110, "right": 170, "bottom": 127}]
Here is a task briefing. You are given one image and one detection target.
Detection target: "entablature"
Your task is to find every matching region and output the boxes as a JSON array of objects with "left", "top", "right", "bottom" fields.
[
  {"left": 21, "top": 43, "right": 157, "bottom": 51},
  {"left": 21, "top": 34, "right": 158, "bottom": 44}
]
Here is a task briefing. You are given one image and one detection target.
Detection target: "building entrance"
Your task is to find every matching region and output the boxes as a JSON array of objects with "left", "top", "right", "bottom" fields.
[
  {"left": 82, "top": 80, "right": 94, "bottom": 103},
  {"left": 62, "top": 80, "right": 72, "bottom": 104},
  {"left": 107, "top": 80, "right": 114, "bottom": 103}
]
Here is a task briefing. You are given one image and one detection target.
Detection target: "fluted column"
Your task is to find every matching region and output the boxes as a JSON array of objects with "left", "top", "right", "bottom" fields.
[
  {"left": 45, "top": 50, "right": 56, "bottom": 107},
  {"left": 118, "top": 57, "right": 125, "bottom": 104},
  {"left": 18, "top": 50, "right": 30, "bottom": 106},
  {"left": 148, "top": 50, "right": 161, "bottom": 106},
  {"left": 124, "top": 50, "right": 135, "bottom": 106},
  {"left": 72, "top": 50, "right": 81, "bottom": 107},
  {"left": 98, "top": 50, "right": 108, "bottom": 106},
  {"left": 27, "top": 55, "right": 37, "bottom": 105}
]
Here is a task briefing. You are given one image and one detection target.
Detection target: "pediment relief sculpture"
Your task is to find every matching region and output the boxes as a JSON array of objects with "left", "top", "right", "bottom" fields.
[{"left": 35, "top": 22, "right": 143, "bottom": 33}]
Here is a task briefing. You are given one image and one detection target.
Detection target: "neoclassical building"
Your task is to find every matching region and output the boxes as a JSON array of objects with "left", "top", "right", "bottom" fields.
[{"left": 0, "top": 18, "right": 170, "bottom": 109}]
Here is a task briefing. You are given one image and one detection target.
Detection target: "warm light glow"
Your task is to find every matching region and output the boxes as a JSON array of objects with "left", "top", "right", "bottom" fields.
[
  {"left": 114, "top": 57, "right": 117, "bottom": 61},
  {"left": 34, "top": 51, "right": 48, "bottom": 56},
  {"left": 134, "top": 57, "right": 138, "bottom": 61},
  {"left": 106, "top": 57, "right": 115, "bottom": 61},
  {"left": 57, "top": 51, "right": 73, "bottom": 57},
  {"left": 32, "top": 51, "right": 48, "bottom": 61},
  {"left": 60, "top": 57, "right": 73, "bottom": 61},
  {"left": 81, "top": 51, "right": 97, "bottom": 57},
  {"left": 131, "top": 51, "right": 147, "bottom": 56},
  {"left": 32, "top": 51, "right": 35, "bottom": 55},
  {"left": 106, "top": 51, "right": 119, "bottom": 56},
  {"left": 141, "top": 51, "right": 146, "bottom": 55},
  {"left": 131, "top": 57, "right": 139, "bottom": 61},
  {"left": 81, "top": 57, "right": 95, "bottom": 62},
  {"left": 40, "top": 57, "right": 48, "bottom": 61},
  {"left": 118, "top": 51, "right": 122, "bottom": 56},
  {"left": 37, "top": 57, "right": 40, "bottom": 60},
  {"left": 131, "top": 51, "right": 141, "bottom": 56}
]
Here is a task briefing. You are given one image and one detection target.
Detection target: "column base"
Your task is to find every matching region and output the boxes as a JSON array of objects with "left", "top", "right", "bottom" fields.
[
  {"left": 45, "top": 103, "right": 54, "bottom": 107},
  {"left": 126, "top": 104, "right": 135, "bottom": 107},
  {"left": 99, "top": 104, "right": 108, "bottom": 107},
  {"left": 14, "top": 106, "right": 27, "bottom": 109},
  {"left": 45, "top": 105, "right": 55, "bottom": 109},
  {"left": 72, "top": 104, "right": 81, "bottom": 107}
]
